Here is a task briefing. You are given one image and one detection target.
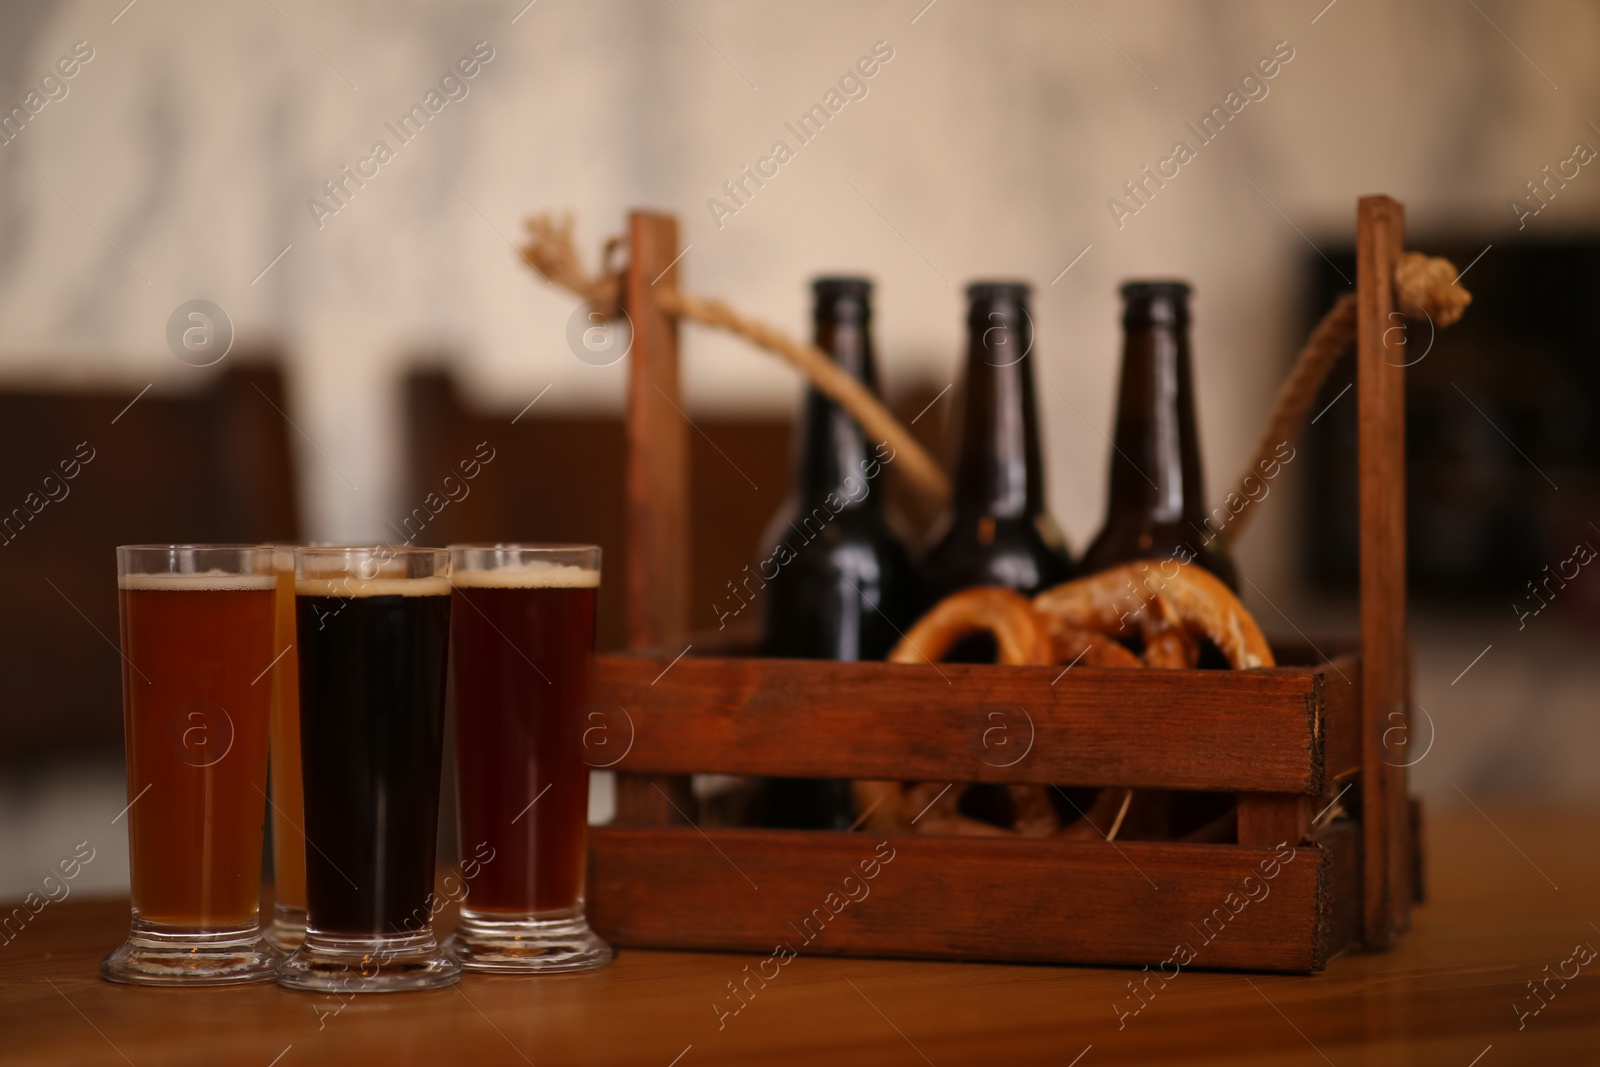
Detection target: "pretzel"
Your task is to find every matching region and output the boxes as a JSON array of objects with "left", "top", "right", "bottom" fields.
[
  {"left": 886, "top": 586, "right": 1052, "bottom": 668},
  {"left": 1139, "top": 593, "right": 1201, "bottom": 669},
  {"left": 1034, "top": 559, "right": 1272, "bottom": 843},
  {"left": 857, "top": 563, "right": 1274, "bottom": 841},
  {"left": 1032, "top": 559, "right": 1275, "bottom": 670},
  {"left": 857, "top": 588, "right": 1057, "bottom": 837},
  {"left": 1055, "top": 786, "right": 1136, "bottom": 841},
  {"left": 1041, "top": 616, "right": 1146, "bottom": 669}
]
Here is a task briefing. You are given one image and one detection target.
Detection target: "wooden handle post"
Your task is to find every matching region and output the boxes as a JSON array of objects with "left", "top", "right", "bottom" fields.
[
  {"left": 615, "top": 210, "right": 695, "bottom": 826},
  {"left": 1356, "top": 195, "right": 1414, "bottom": 946}
]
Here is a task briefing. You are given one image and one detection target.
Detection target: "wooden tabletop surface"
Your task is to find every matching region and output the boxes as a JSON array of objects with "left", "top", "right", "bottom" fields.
[{"left": 2, "top": 806, "right": 1596, "bottom": 1066}]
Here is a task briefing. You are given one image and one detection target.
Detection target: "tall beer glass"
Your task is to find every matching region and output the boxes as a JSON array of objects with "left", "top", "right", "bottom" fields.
[
  {"left": 265, "top": 545, "right": 306, "bottom": 950},
  {"left": 102, "top": 545, "right": 278, "bottom": 985},
  {"left": 277, "top": 546, "right": 458, "bottom": 992},
  {"left": 445, "top": 544, "right": 611, "bottom": 972}
]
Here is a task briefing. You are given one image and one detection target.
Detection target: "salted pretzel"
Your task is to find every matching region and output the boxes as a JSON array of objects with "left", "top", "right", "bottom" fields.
[
  {"left": 1036, "top": 617, "right": 1143, "bottom": 841},
  {"left": 1040, "top": 616, "right": 1146, "bottom": 669},
  {"left": 887, "top": 586, "right": 1053, "bottom": 667},
  {"left": 1032, "top": 560, "right": 1275, "bottom": 670},
  {"left": 1033, "top": 559, "right": 1273, "bottom": 843},
  {"left": 855, "top": 561, "right": 1275, "bottom": 841},
  {"left": 856, "top": 588, "right": 1059, "bottom": 837}
]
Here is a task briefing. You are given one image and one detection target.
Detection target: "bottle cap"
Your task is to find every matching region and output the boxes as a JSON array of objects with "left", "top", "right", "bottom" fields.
[
  {"left": 813, "top": 277, "right": 872, "bottom": 321},
  {"left": 1120, "top": 279, "right": 1191, "bottom": 300},
  {"left": 966, "top": 280, "right": 1031, "bottom": 303},
  {"left": 1120, "top": 280, "right": 1191, "bottom": 326},
  {"left": 813, "top": 276, "right": 873, "bottom": 298}
]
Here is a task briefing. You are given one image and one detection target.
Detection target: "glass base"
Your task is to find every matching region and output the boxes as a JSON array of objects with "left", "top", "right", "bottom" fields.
[
  {"left": 264, "top": 904, "right": 306, "bottom": 952},
  {"left": 277, "top": 929, "right": 460, "bottom": 993},
  {"left": 101, "top": 917, "right": 278, "bottom": 986},
  {"left": 446, "top": 907, "right": 614, "bottom": 974}
]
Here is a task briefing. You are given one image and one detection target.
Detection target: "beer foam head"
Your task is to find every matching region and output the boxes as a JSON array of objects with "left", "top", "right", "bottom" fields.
[
  {"left": 451, "top": 562, "right": 600, "bottom": 590},
  {"left": 118, "top": 572, "right": 276, "bottom": 592},
  {"left": 295, "top": 576, "right": 453, "bottom": 598}
]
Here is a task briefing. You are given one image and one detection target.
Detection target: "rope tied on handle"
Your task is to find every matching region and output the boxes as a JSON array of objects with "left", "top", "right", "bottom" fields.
[
  {"left": 522, "top": 215, "right": 623, "bottom": 310},
  {"left": 519, "top": 214, "right": 1472, "bottom": 543},
  {"left": 1221, "top": 252, "right": 1471, "bottom": 543},
  {"left": 1394, "top": 252, "right": 1472, "bottom": 326},
  {"left": 520, "top": 214, "right": 954, "bottom": 508}
]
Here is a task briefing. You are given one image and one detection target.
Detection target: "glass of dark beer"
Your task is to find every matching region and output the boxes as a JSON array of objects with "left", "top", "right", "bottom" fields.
[
  {"left": 444, "top": 544, "right": 612, "bottom": 972},
  {"left": 103, "top": 545, "right": 278, "bottom": 985},
  {"left": 276, "top": 546, "right": 459, "bottom": 993}
]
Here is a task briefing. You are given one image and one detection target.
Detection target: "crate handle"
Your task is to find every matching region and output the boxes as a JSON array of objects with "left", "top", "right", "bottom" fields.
[{"left": 1356, "top": 194, "right": 1415, "bottom": 948}]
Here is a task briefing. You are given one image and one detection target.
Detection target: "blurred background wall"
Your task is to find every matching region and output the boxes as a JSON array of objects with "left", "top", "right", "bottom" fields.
[{"left": 1, "top": 0, "right": 1597, "bottom": 897}]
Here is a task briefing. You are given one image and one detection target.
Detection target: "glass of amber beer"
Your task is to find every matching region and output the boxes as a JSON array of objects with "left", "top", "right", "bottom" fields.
[
  {"left": 264, "top": 545, "right": 307, "bottom": 951},
  {"left": 102, "top": 545, "right": 278, "bottom": 985},
  {"left": 276, "top": 546, "right": 459, "bottom": 993},
  {"left": 445, "top": 544, "right": 612, "bottom": 972}
]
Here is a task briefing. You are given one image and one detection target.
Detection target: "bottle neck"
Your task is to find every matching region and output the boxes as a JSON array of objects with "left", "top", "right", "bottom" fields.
[
  {"left": 795, "top": 300, "right": 881, "bottom": 514},
  {"left": 1106, "top": 296, "right": 1205, "bottom": 524},
  {"left": 952, "top": 295, "right": 1045, "bottom": 520}
]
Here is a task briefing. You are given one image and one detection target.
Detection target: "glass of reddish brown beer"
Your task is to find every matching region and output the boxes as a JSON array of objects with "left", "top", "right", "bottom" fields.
[
  {"left": 102, "top": 545, "right": 279, "bottom": 985},
  {"left": 444, "top": 544, "right": 612, "bottom": 972}
]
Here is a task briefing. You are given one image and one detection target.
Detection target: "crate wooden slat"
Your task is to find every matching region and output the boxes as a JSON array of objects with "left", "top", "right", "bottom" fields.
[
  {"left": 589, "top": 822, "right": 1360, "bottom": 974},
  {"left": 1320, "top": 657, "right": 1364, "bottom": 787},
  {"left": 596, "top": 653, "right": 1358, "bottom": 793},
  {"left": 1319, "top": 816, "right": 1366, "bottom": 958}
]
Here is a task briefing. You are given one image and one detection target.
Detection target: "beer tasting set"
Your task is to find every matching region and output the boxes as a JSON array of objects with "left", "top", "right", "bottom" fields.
[
  {"left": 105, "top": 194, "right": 1452, "bottom": 990},
  {"left": 107, "top": 543, "right": 610, "bottom": 990}
]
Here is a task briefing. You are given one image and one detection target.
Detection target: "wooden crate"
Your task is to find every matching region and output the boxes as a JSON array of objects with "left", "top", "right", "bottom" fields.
[{"left": 585, "top": 198, "right": 1418, "bottom": 973}]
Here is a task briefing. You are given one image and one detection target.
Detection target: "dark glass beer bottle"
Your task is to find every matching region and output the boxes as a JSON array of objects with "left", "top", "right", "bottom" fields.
[
  {"left": 921, "top": 281, "right": 1073, "bottom": 610},
  {"left": 1081, "top": 282, "right": 1235, "bottom": 842},
  {"left": 757, "top": 277, "right": 921, "bottom": 828},
  {"left": 1081, "top": 281, "right": 1237, "bottom": 588}
]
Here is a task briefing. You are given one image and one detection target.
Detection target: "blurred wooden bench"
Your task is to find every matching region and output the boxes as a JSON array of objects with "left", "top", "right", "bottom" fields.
[
  {"left": 0, "top": 358, "right": 300, "bottom": 759},
  {"left": 401, "top": 368, "right": 947, "bottom": 652}
]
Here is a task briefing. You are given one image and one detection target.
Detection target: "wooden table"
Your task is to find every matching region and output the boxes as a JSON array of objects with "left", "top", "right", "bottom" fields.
[{"left": 2, "top": 807, "right": 1596, "bottom": 1066}]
